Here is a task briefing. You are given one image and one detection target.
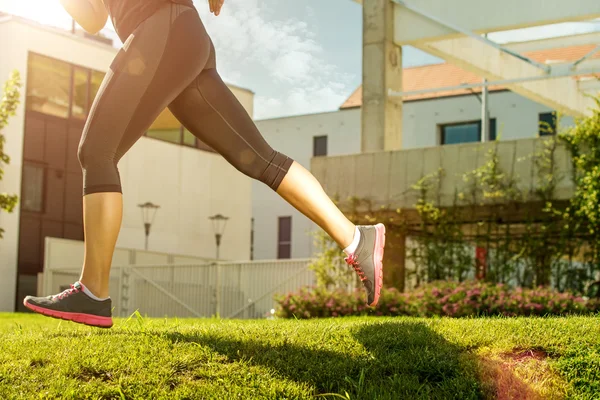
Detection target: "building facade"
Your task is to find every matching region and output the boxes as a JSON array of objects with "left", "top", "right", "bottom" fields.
[
  {"left": 250, "top": 38, "right": 600, "bottom": 261},
  {"left": 0, "top": 16, "right": 254, "bottom": 312}
]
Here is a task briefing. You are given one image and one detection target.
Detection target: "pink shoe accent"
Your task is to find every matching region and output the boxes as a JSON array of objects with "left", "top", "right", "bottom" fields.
[
  {"left": 345, "top": 253, "right": 368, "bottom": 282},
  {"left": 370, "top": 223, "right": 386, "bottom": 307},
  {"left": 23, "top": 299, "right": 113, "bottom": 328}
]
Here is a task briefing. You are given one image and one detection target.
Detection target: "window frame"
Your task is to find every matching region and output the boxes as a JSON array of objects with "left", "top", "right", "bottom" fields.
[
  {"left": 20, "top": 162, "right": 47, "bottom": 214},
  {"left": 277, "top": 216, "right": 292, "bottom": 259},
  {"left": 26, "top": 52, "right": 105, "bottom": 121},
  {"left": 439, "top": 118, "right": 497, "bottom": 145},
  {"left": 538, "top": 112, "right": 557, "bottom": 137},
  {"left": 313, "top": 135, "right": 328, "bottom": 157},
  {"left": 70, "top": 66, "right": 91, "bottom": 120}
]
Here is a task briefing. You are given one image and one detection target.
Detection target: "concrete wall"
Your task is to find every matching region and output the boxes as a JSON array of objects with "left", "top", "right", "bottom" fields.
[
  {"left": 117, "top": 137, "right": 251, "bottom": 260},
  {"left": 403, "top": 91, "right": 575, "bottom": 149},
  {"left": 229, "top": 85, "right": 255, "bottom": 118},
  {"left": 0, "top": 18, "right": 253, "bottom": 311},
  {"left": 252, "top": 91, "right": 576, "bottom": 260},
  {"left": 311, "top": 137, "right": 575, "bottom": 210}
]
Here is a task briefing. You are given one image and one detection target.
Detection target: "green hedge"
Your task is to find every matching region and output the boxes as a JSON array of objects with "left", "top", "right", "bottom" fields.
[{"left": 275, "top": 280, "right": 600, "bottom": 319}]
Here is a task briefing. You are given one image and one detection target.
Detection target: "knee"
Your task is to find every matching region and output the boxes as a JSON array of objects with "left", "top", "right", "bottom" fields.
[
  {"left": 239, "top": 151, "right": 293, "bottom": 191},
  {"left": 77, "top": 141, "right": 88, "bottom": 170},
  {"left": 77, "top": 139, "right": 114, "bottom": 171},
  {"left": 77, "top": 139, "right": 122, "bottom": 195}
]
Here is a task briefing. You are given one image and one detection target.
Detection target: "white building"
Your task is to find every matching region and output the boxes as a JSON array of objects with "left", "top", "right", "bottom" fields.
[
  {"left": 0, "top": 15, "right": 255, "bottom": 312},
  {"left": 252, "top": 33, "right": 599, "bottom": 261}
]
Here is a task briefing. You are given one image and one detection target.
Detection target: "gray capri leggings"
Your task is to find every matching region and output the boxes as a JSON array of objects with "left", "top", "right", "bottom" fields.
[{"left": 77, "top": 3, "right": 293, "bottom": 195}]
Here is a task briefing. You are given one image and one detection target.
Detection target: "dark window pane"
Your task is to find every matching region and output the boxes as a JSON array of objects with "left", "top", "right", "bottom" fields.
[
  {"left": 18, "top": 216, "right": 41, "bottom": 268},
  {"left": 26, "top": 53, "right": 71, "bottom": 118},
  {"left": 90, "top": 70, "right": 106, "bottom": 103},
  {"left": 64, "top": 223, "right": 84, "bottom": 241},
  {"left": 278, "top": 244, "right": 291, "bottom": 259},
  {"left": 64, "top": 172, "right": 83, "bottom": 224},
  {"left": 44, "top": 119, "right": 67, "bottom": 169},
  {"left": 489, "top": 118, "right": 497, "bottom": 141},
  {"left": 313, "top": 136, "right": 328, "bottom": 157},
  {"left": 183, "top": 129, "right": 196, "bottom": 147},
  {"left": 146, "top": 129, "right": 181, "bottom": 144},
  {"left": 278, "top": 216, "right": 291, "bottom": 259},
  {"left": 22, "top": 164, "right": 45, "bottom": 212},
  {"left": 23, "top": 114, "right": 45, "bottom": 162},
  {"left": 278, "top": 216, "right": 291, "bottom": 242},
  {"left": 539, "top": 112, "right": 556, "bottom": 136},
  {"left": 442, "top": 122, "right": 480, "bottom": 145},
  {"left": 72, "top": 68, "right": 89, "bottom": 120},
  {"left": 44, "top": 168, "right": 65, "bottom": 220}
]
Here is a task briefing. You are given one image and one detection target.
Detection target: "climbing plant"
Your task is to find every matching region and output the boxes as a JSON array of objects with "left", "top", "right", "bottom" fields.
[
  {"left": 0, "top": 71, "right": 21, "bottom": 239},
  {"left": 307, "top": 99, "right": 600, "bottom": 294}
]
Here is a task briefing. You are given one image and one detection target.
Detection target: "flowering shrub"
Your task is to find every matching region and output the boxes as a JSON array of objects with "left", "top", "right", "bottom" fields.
[{"left": 275, "top": 280, "right": 600, "bottom": 319}]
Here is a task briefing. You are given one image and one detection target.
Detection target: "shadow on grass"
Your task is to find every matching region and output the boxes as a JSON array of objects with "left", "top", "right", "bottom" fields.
[
  {"left": 161, "top": 320, "right": 540, "bottom": 400},
  {"left": 29, "top": 319, "right": 548, "bottom": 399}
]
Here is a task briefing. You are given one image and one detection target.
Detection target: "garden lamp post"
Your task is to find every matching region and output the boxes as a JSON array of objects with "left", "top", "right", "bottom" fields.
[
  {"left": 138, "top": 201, "right": 160, "bottom": 250},
  {"left": 209, "top": 213, "right": 229, "bottom": 260}
]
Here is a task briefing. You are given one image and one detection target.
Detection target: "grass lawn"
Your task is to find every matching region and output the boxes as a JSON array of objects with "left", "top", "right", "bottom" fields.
[{"left": 0, "top": 313, "right": 599, "bottom": 399}]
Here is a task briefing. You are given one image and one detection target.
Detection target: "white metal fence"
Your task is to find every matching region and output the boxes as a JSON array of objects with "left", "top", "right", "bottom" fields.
[{"left": 42, "top": 259, "right": 316, "bottom": 319}]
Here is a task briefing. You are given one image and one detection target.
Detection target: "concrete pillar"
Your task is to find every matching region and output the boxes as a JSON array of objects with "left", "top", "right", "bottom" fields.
[{"left": 362, "top": 0, "right": 403, "bottom": 152}]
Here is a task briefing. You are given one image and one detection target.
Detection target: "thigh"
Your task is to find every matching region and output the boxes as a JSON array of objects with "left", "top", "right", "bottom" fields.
[
  {"left": 168, "top": 67, "right": 277, "bottom": 169},
  {"left": 80, "top": 3, "right": 211, "bottom": 162}
]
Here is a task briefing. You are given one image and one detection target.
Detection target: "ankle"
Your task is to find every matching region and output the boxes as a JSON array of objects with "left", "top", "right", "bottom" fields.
[
  {"left": 79, "top": 279, "right": 109, "bottom": 299},
  {"left": 343, "top": 226, "right": 361, "bottom": 255}
]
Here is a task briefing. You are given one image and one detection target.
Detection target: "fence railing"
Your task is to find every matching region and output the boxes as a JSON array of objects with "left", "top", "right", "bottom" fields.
[{"left": 42, "top": 259, "right": 316, "bottom": 319}]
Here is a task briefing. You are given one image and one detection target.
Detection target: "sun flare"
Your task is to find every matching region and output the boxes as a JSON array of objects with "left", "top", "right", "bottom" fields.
[{"left": 0, "top": 0, "right": 74, "bottom": 29}]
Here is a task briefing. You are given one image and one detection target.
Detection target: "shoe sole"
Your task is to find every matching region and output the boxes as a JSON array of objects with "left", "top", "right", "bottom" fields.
[
  {"left": 368, "top": 223, "right": 386, "bottom": 307},
  {"left": 23, "top": 299, "right": 113, "bottom": 328}
]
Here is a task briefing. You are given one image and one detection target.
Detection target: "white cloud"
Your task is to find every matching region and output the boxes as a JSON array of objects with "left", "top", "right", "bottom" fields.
[
  {"left": 272, "top": 51, "right": 314, "bottom": 82},
  {"left": 255, "top": 81, "right": 349, "bottom": 120},
  {"left": 197, "top": 0, "right": 355, "bottom": 119},
  {"left": 0, "top": 0, "right": 356, "bottom": 120}
]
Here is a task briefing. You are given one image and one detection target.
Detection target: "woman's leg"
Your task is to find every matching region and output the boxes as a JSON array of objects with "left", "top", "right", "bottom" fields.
[
  {"left": 170, "top": 68, "right": 356, "bottom": 248},
  {"left": 79, "top": 193, "right": 123, "bottom": 299},
  {"left": 23, "top": 3, "right": 213, "bottom": 325},
  {"left": 275, "top": 162, "right": 356, "bottom": 249},
  {"left": 169, "top": 58, "right": 385, "bottom": 306}
]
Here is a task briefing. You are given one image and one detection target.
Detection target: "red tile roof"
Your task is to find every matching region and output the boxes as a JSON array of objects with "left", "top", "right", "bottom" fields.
[{"left": 340, "top": 44, "right": 600, "bottom": 109}]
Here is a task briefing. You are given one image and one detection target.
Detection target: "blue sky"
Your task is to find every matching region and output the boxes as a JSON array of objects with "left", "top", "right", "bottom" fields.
[{"left": 0, "top": 0, "right": 598, "bottom": 119}]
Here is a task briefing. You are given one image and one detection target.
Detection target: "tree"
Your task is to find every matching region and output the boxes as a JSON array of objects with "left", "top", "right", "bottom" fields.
[{"left": 0, "top": 70, "right": 22, "bottom": 239}]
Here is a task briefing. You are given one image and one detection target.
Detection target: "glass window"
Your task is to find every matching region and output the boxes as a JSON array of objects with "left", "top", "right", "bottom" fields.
[
  {"left": 442, "top": 122, "right": 479, "bottom": 145},
  {"left": 21, "top": 164, "right": 45, "bottom": 213},
  {"left": 71, "top": 68, "right": 89, "bottom": 120},
  {"left": 146, "top": 129, "right": 181, "bottom": 144},
  {"left": 277, "top": 216, "right": 292, "bottom": 259},
  {"left": 147, "top": 109, "right": 183, "bottom": 144},
  {"left": 26, "top": 53, "right": 71, "bottom": 118},
  {"left": 489, "top": 118, "right": 497, "bottom": 141},
  {"left": 441, "top": 119, "right": 497, "bottom": 145},
  {"left": 183, "top": 129, "right": 196, "bottom": 147},
  {"left": 539, "top": 112, "right": 556, "bottom": 136},
  {"left": 313, "top": 135, "right": 328, "bottom": 157}
]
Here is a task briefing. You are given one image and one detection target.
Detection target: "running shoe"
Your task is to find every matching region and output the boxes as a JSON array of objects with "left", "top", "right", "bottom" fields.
[
  {"left": 23, "top": 281, "right": 113, "bottom": 328},
  {"left": 345, "top": 223, "right": 386, "bottom": 307}
]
